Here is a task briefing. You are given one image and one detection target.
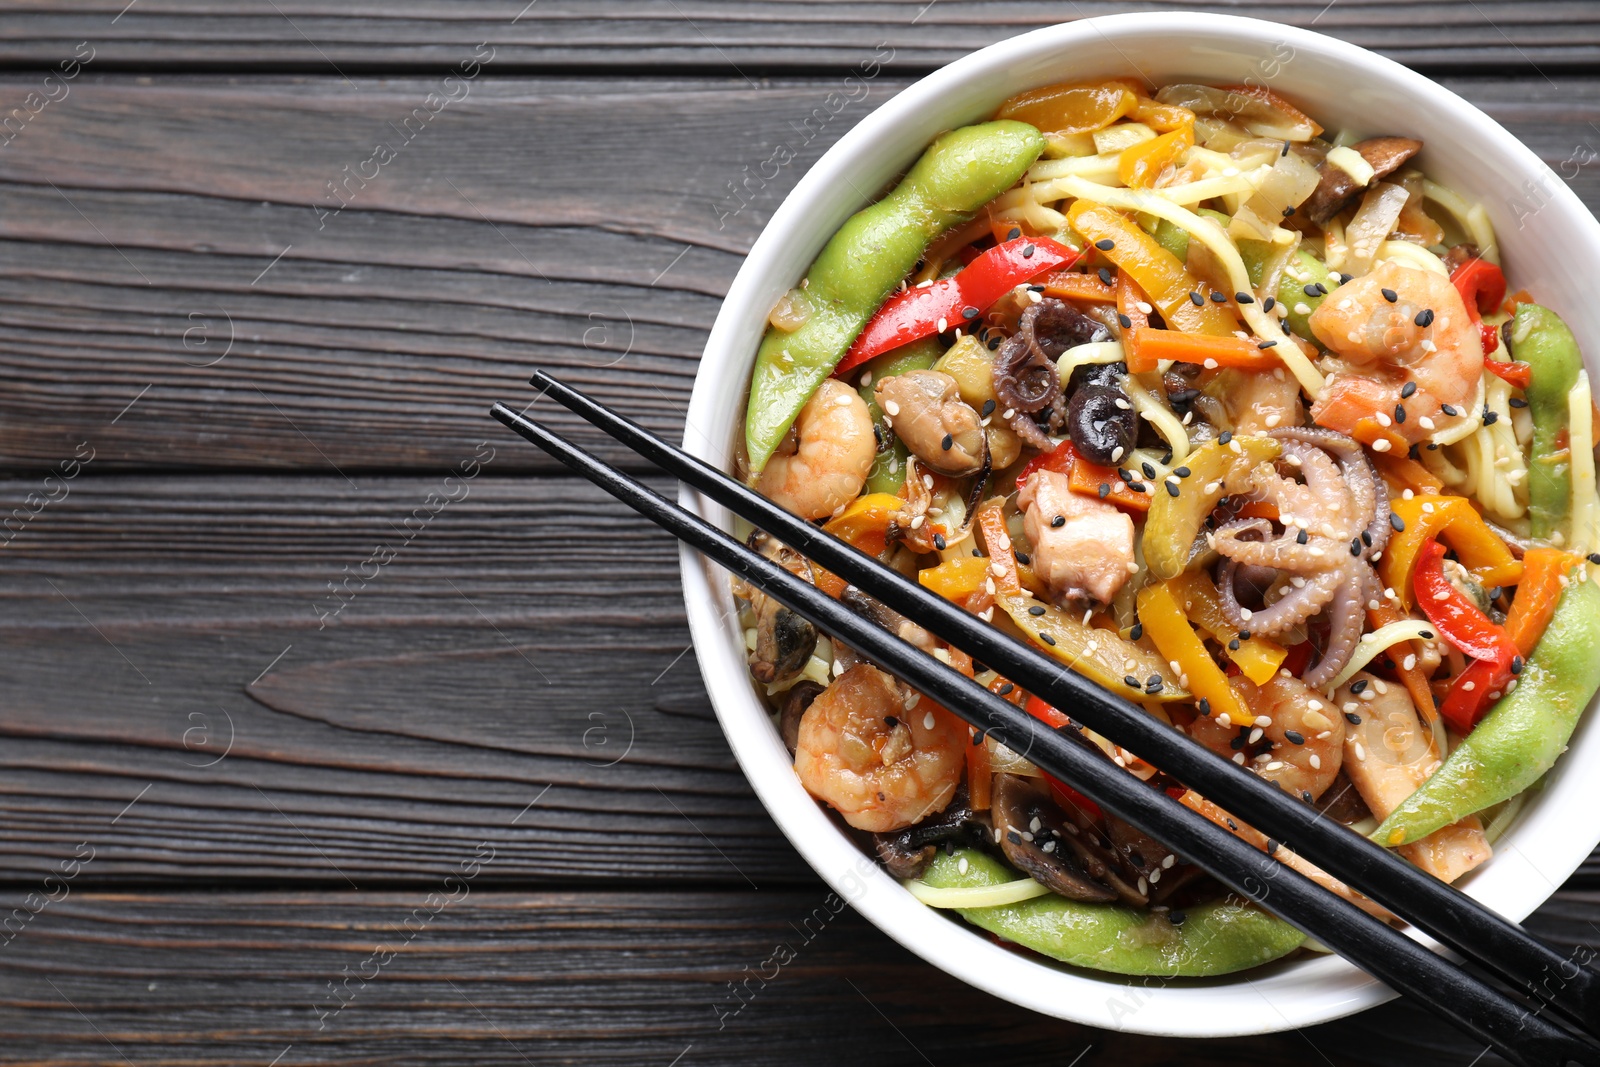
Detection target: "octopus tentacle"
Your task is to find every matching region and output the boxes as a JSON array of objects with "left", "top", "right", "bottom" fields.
[
  {"left": 1302, "top": 562, "right": 1377, "bottom": 689},
  {"left": 1220, "top": 558, "right": 1343, "bottom": 635},
  {"left": 1271, "top": 426, "right": 1392, "bottom": 558},
  {"left": 1211, "top": 518, "right": 1346, "bottom": 573}
]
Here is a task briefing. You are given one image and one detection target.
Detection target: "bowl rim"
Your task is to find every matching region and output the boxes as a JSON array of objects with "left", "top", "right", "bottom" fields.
[{"left": 677, "top": 10, "right": 1600, "bottom": 1037}]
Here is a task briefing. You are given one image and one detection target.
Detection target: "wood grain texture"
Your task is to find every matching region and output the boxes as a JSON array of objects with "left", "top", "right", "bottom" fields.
[
  {"left": 0, "top": 75, "right": 1597, "bottom": 473},
  {"left": 0, "top": 1, "right": 1596, "bottom": 73},
  {"left": 0, "top": 887, "right": 1592, "bottom": 1066}
]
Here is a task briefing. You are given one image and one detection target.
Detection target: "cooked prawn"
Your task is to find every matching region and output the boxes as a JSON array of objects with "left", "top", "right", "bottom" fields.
[
  {"left": 1019, "top": 470, "right": 1135, "bottom": 604},
  {"left": 1336, "top": 672, "right": 1491, "bottom": 883},
  {"left": 756, "top": 379, "right": 875, "bottom": 520},
  {"left": 1223, "top": 366, "right": 1304, "bottom": 435},
  {"left": 1308, "top": 261, "right": 1484, "bottom": 444},
  {"left": 794, "top": 663, "right": 966, "bottom": 833},
  {"left": 1188, "top": 671, "right": 1345, "bottom": 801}
]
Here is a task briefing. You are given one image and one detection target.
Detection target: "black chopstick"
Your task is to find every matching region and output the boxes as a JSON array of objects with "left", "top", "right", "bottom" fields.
[
  {"left": 524, "top": 369, "right": 1600, "bottom": 1036},
  {"left": 491, "top": 399, "right": 1599, "bottom": 1067}
]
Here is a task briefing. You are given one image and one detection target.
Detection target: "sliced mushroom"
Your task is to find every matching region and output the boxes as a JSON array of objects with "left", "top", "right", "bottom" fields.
[
  {"left": 1303, "top": 136, "right": 1423, "bottom": 224},
  {"left": 778, "top": 680, "right": 825, "bottom": 755},
  {"left": 876, "top": 370, "right": 985, "bottom": 477},
  {"left": 993, "top": 298, "right": 1112, "bottom": 450},
  {"left": 1312, "top": 770, "right": 1374, "bottom": 828},
  {"left": 871, "top": 786, "right": 986, "bottom": 879},
  {"left": 840, "top": 585, "right": 938, "bottom": 654},
  {"left": 991, "top": 773, "right": 1147, "bottom": 906},
  {"left": 743, "top": 532, "right": 819, "bottom": 686}
]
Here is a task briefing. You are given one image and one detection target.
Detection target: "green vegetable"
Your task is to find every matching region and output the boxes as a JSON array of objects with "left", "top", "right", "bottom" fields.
[
  {"left": 744, "top": 121, "right": 1045, "bottom": 473},
  {"left": 921, "top": 849, "right": 1304, "bottom": 977},
  {"left": 1516, "top": 303, "right": 1583, "bottom": 540},
  {"left": 857, "top": 338, "right": 942, "bottom": 494},
  {"left": 1152, "top": 217, "right": 1190, "bottom": 262},
  {"left": 1372, "top": 577, "right": 1600, "bottom": 846},
  {"left": 1277, "top": 249, "right": 1334, "bottom": 343},
  {"left": 1143, "top": 435, "right": 1280, "bottom": 580}
]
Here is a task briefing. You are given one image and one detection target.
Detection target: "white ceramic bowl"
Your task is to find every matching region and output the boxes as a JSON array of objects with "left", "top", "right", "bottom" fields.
[{"left": 679, "top": 12, "right": 1600, "bottom": 1037}]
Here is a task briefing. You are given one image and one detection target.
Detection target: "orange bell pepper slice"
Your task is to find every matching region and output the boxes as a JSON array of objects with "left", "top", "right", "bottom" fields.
[
  {"left": 1041, "top": 269, "right": 1118, "bottom": 304},
  {"left": 997, "top": 80, "right": 1136, "bottom": 136},
  {"left": 1067, "top": 201, "right": 1238, "bottom": 337},
  {"left": 1116, "top": 268, "right": 1149, "bottom": 331},
  {"left": 1128, "top": 97, "right": 1195, "bottom": 135},
  {"left": 1370, "top": 451, "right": 1445, "bottom": 496},
  {"left": 1124, "top": 327, "right": 1282, "bottom": 374},
  {"left": 1503, "top": 547, "right": 1577, "bottom": 655},
  {"left": 1118, "top": 125, "right": 1194, "bottom": 188},
  {"left": 1380, "top": 495, "right": 1523, "bottom": 608}
]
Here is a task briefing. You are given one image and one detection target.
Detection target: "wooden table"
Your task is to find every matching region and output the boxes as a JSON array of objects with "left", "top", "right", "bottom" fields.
[{"left": 1, "top": 4, "right": 1596, "bottom": 1064}]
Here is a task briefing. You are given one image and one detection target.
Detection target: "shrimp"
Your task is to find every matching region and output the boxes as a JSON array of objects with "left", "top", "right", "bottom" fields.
[
  {"left": 1019, "top": 470, "right": 1135, "bottom": 604},
  {"left": 1222, "top": 366, "right": 1304, "bottom": 435},
  {"left": 756, "top": 379, "right": 875, "bottom": 520},
  {"left": 1335, "top": 672, "right": 1491, "bottom": 883},
  {"left": 1308, "top": 261, "right": 1484, "bottom": 445},
  {"left": 794, "top": 663, "right": 966, "bottom": 833},
  {"left": 1188, "top": 671, "right": 1345, "bottom": 801}
]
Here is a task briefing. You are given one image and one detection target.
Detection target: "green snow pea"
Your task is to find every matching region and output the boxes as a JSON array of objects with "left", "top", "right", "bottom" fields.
[
  {"left": 857, "top": 337, "right": 943, "bottom": 494},
  {"left": 1276, "top": 249, "right": 1334, "bottom": 344},
  {"left": 1514, "top": 303, "right": 1583, "bottom": 540},
  {"left": 744, "top": 121, "right": 1045, "bottom": 473},
  {"left": 920, "top": 849, "right": 1304, "bottom": 977},
  {"left": 1373, "top": 576, "right": 1600, "bottom": 847}
]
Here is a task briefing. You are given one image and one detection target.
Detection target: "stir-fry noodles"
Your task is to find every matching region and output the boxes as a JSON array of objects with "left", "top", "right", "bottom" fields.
[{"left": 733, "top": 77, "right": 1600, "bottom": 976}]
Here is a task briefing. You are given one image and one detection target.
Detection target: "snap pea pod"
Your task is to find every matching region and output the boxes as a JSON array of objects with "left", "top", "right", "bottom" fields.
[
  {"left": 1276, "top": 249, "right": 1334, "bottom": 343},
  {"left": 920, "top": 849, "right": 1304, "bottom": 977},
  {"left": 1515, "top": 303, "right": 1583, "bottom": 540},
  {"left": 1372, "top": 576, "right": 1600, "bottom": 847},
  {"left": 856, "top": 338, "right": 942, "bottom": 494},
  {"left": 744, "top": 121, "right": 1045, "bottom": 473}
]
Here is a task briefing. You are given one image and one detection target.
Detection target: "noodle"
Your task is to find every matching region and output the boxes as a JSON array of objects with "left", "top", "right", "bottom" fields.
[{"left": 1568, "top": 370, "right": 1598, "bottom": 556}]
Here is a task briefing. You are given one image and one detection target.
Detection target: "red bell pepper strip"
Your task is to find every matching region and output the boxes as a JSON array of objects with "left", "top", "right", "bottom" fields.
[
  {"left": 836, "top": 235, "right": 1079, "bottom": 375},
  {"left": 1439, "top": 649, "right": 1514, "bottom": 734},
  {"left": 1448, "top": 255, "right": 1514, "bottom": 363},
  {"left": 1484, "top": 357, "right": 1532, "bottom": 389},
  {"left": 1413, "top": 539, "right": 1517, "bottom": 661},
  {"left": 1025, "top": 695, "right": 1105, "bottom": 822}
]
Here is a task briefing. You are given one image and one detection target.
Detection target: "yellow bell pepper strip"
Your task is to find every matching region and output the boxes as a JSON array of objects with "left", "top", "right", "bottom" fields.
[
  {"left": 1165, "top": 572, "right": 1288, "bottom": 685},
  {"left": 996, "top": 80, "right": 1136, "bottom": 136},
  {"left": 812, "top": 492, "right": 904, "bottom": 597},
  {"left": 1515, "top": 303, "right": 1584, "bottom": 540},
  {"left": 1066, "top": 201, "right": 1238, "bottom": 337},
  {"left": 918, "top": 556, "right": 990, "bottom": 601},
  {"left": 1144, "top": 435, "right": 1281, "bottom": 580},
  {"left": 1124, "top": 327, "right": 1284, "bottom": 375},
  {"left": 919, "top": 848, "right": 1304, "bottom": 976},
  {"left": 745, "top": 121, "right": 1045, "bottom": 473},
  {"left": 1137, "top": 582, "right": 1247, "bottom": 724},
  {"left": 855, "top": 338, "right": 942, "bottom": 494},
  {"left": 1504, "top": 547, "right": 1576, "bottom": 655},
  {"left": 1373, "top": 575, "right": 1600, "bottom": 846},
  {"left": 1380, "top": 495, "right": 1523, "bottom": 608},
  {"left": 1118, "top": 125, "right": 1193, "bottom": 188}
]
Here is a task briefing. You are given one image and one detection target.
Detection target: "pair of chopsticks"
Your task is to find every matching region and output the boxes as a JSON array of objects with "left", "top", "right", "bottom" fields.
[{"left": 493, "top": 372, "right": 1600, "bottom": 1067}]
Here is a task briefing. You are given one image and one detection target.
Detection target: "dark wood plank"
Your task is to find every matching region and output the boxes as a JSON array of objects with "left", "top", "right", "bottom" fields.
[
  {"left": 0, "top": 2, "right": 1597, "bottom": 73},
  {"left": 0, "top": 75, "right": 1597, "bottom": 473},
  {"left": 0, "top": 473, "right": 823, "bottom": 885},
  {"left": 0, "top": 886, "right": 1592, "bottom": 1066}
]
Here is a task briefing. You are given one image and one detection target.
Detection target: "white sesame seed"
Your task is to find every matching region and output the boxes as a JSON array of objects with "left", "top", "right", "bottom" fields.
[
  {"left": 884, "top": 400, "right": 900, "bottom": 417},
  {"left": 1248, "top": 727, "right": 1264, "bottom": 744},
  {"left": 958, "top": 857, "right": 969, "bottom": 874},
  {"left": 1372, "top": 439, "right": 1392, "bottom": 452},
  {"left": 1204, "top": 358, "right": 1219, "bottom": 369},
  {"left": 936, "top": 318, "right": 948, "bottom": 333},
  {"left": 924, "top": 712, "right": 936, "bottom": 730},
  {"left": 1161, "top": 854, "right": 1175, "bottom": 869},
  {"left": 1403, "top": 654, "right": 1416, "bottom": 671},
  {"left": 1309, "top": 753, "right": 1321, "bottom": 769}
]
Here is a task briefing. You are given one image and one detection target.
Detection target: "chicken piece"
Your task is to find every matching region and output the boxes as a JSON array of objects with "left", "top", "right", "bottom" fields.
[{"left": 1018, "top": 470, "right": 1135, "bottom": 604}]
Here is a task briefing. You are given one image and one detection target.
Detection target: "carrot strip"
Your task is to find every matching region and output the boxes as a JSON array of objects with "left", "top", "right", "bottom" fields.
[
  {"left": 1504, "top": 547, "right": 1575, "bottom": 655},
  {"left": 1371, "top": 451, "right": 1444, "bottom": 496},
  {"left": 1116, "top": 268, "right": 1150, "bottom": 331},
  {"left": 974, "top": 499, "right": 1021, "bottom": 597},
  {"left": 1366, "top": 601, "right": 1442, "bottom": 743},
  {"left": 1124, "top": 327, "right": 1282, "bottom": 374}
]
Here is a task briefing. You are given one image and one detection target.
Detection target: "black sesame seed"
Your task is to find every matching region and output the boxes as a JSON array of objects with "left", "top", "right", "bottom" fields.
[
  {"left": 1219, "top": 431, "right": 1233, "bottom": 444},
  {"left": 1099, "top": 267, "right": 1114, "bottom": 286},
  {"left": 972, "top": 732, "right": 984, "bottom": 746},
  {"left": 1281, "top": 140, "right": 1291, "bottom": 157},
  {"left": 1118, "top": 313, "right": 1133, "bottom": 329},
  {"left": 1228, "top": 638, "right": 1241, "bottom": 651},
  {"left": 1266, "top": 838, "right": 1280, "bottom": 855},
  {"left": 1130, "top": 623, "right": 1144, "bottom": 640},
  {"left": 1589, "top": 553, "right": 1600, "bottom": 565},
  {"left": 1211, "top": 291, "right": 1228, "bottom": 303},
  {"left": 1124, "top": 674, "right": 1141, "bottom": 688},
  {"left": 1296, "top": 528, "right": 1309, "bottom": 545},
  {"left": 1027, "top": 284, "right": 1045, "bottom": 293},
  {"left": 1315, "top": 282, "right": 1329, "bottom": 295},
  {"left": 1511, "top": 655, "right": 1525, "bottom": 675},
  {"left": 1127, "top": 481, "right": 1147, "bottom": 493},
  {"left": 1350, "top": 538, "right": 1362, "bottom": 557},
  {"left": 884, "top": 716, "right": 899, "bottom": 728},
  {"left": 1400, "top": 381, "right": 1417, "bottom": 399},
  {"left": 1415, "top": 308, "right": 1435, "bottom": 328},
  {"left": 1350, "top": 679, "right": 1368, "bottom": 694},
  {"left": 1263, "top": 296, "right": 1276, "bottom": 312},
  {"left": 1118, "top": 468, "right": 1135, "bottom": 484},
  {"left": 1141, "top": 461, "right": 1156, "bottom": 479},
  {"left": 1282, "top": 205, "right": 1297, "bottom": 217},
  {"left": 941, "top": 432, "right": 954, "bottom": 451},
  {"left": 961, "top": 305, "right": 979, "bottom": 319},
  {"left": 972, "top": 548, "right": 982, "bottom": 556},
  {"left": 973, "top": 662, "right": 989, "bottom": 675},
  {"left": 1238, "top": 631, "right": 1250, "bottom": 640},
  {"left": 1170, "top": 909, "right": 1187, "bottom": 926},
  {"left": 1022, "top": 243, "right": 1036, "bottom": 258},
  {"left": 1197, "top": 697, "right": 1211, "bottom": 716},
  {"left": 1014, "top": 551, "right": 1030, "bottom": 565},
  {"left": 1257, "top": 339, "right": 1278, "bottom": 349},
  {"left": 1236, "top": 292, "right": 1255, "bottom": 304},
  {"left": 987, "top": 336, "right": 1001, "bottom": 350},
  {"left": 1339, "top": 274, "right": 1353, "bottom": 285},
  {"left": 1028, "top": 604, "right": 1046, "bottom": 616},
  {"left": 1173, "top": 466, "right": 1191, "bottom": 478},
  {"left": 1007, "top": 227, "right": 1022, "bottom": 240},
  {"left": 1165, "top": 481, "right": 1179, "bottom": 497},
  {"left": 1007, "top": 830, "right": 1022, "bottom": 844},
  {"left": 1039, "top": 632, "right": 1056, "bottom": 647},
  {"left": 933, "top": 532, "right": 946, "bottom": 550},
  {"left": 1095, "top": 238, "right": 1115, "bottom": 251},
  {"left": 1419, "top": 630, "right": 1434, "bottom": 639},
  {"left": 1441, "top": 403, "right": 1458, "bottom": 417},
  {"left": 1362, "top": 530, "right": 1373, "bottom": 546},
  {"left": 1189, "top": 291, "right": 1204, "bottom": 306},
  {"left": 1390, "top": 513, "right": 1406, "bottom": 532},
  {"left": 1484, "top": 409, "right": 1500, "bottom": 425},
  {"left": 1051, "top": 514, "right": 1066, "bottom": 528},
  {"left": 1098, "top": 483, "right": 1110, "bottom": 499},
  {"left": 1284, "top": 730, "right": 1305, "bottom": 745},
  {"left": 1394, "top": 404, "right": 1407, "bottom": 424},
  {"left": 1381, "top": 288, "right": 1398, "bottom": 303},
  {"left": 1161, "top": 449, "right": 1173, "bottom": 464},
  {"left": 1225, "top": 818, "right": 1238, "bottom": 831},
  {"left": 1303, "top": 284, "right": 1320, "bottom": 298},
  {"left": 997, "top": 682, "right": 1015, "bottom": 696},
  {"left": 1344, "top": 712, "right": 1362, "bottom": 726},
  {"left": 1147, "top": 674, "right": 1162, "bottom": 688},
  {"left": 1510, "top": 396, "right": 1528, "bottom": 408},
  {"left": 981, "top": 398, "right": 996, "bottom": 417},
  {"left": 1302, "top": 791, "right": 1314, "bottom": 804}
]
